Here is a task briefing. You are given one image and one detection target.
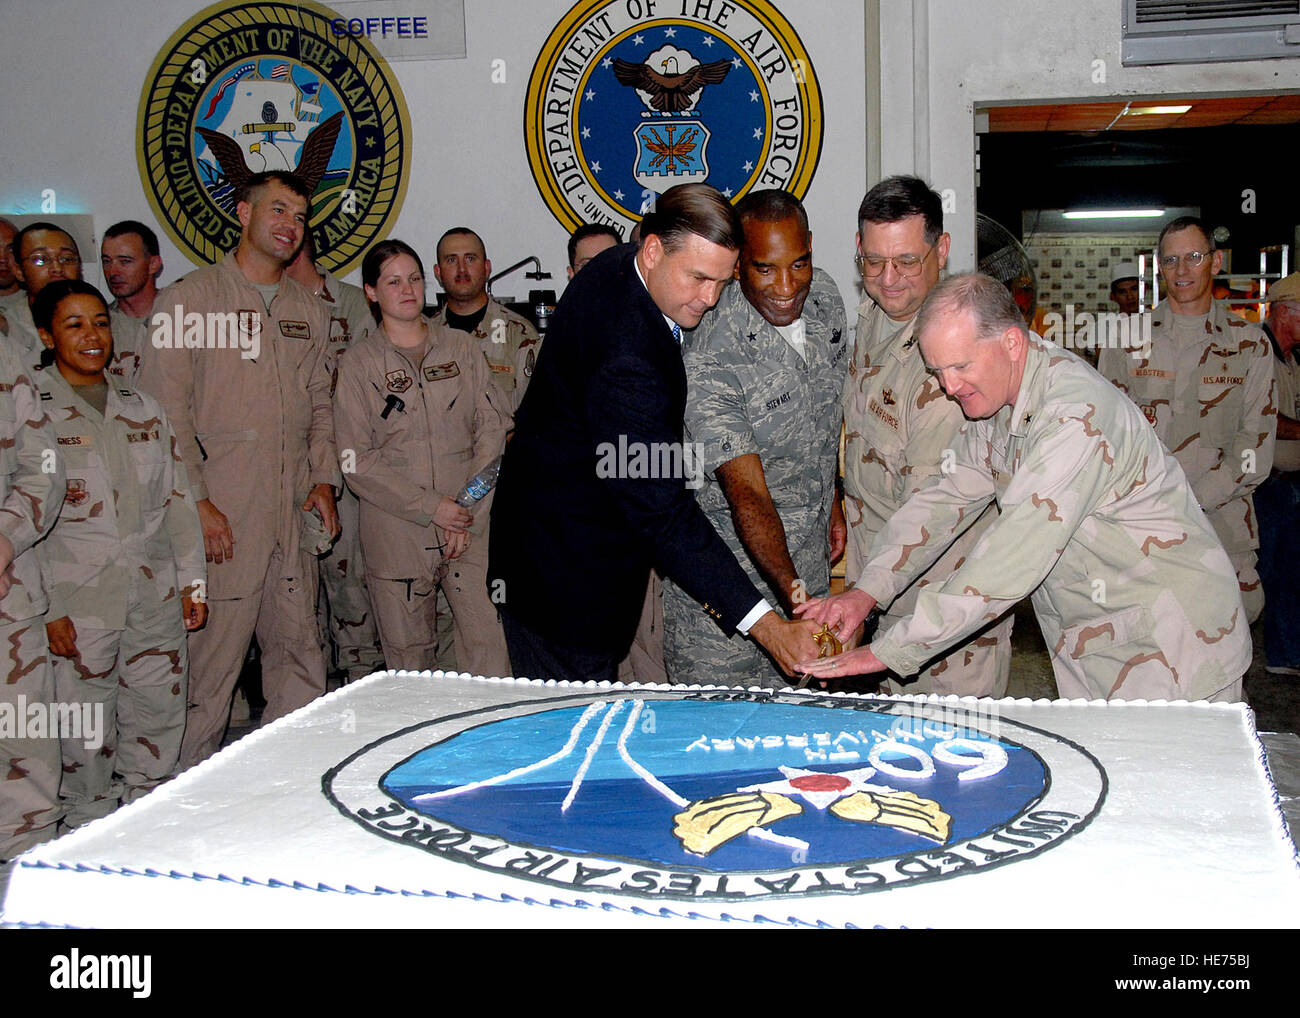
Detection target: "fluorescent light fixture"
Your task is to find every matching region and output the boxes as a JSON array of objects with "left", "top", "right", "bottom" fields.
[
  {"left": 1062, "top": 209, "right": 1165, "bottom": 220},
  {"left": 1126, "top": 105, "right": 1192, "bottom": 116}
]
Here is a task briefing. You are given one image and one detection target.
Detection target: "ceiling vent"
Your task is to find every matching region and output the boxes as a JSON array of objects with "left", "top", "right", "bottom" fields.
[{"left": 1123, "top": 0, "right": 1300, "bottom": 64}]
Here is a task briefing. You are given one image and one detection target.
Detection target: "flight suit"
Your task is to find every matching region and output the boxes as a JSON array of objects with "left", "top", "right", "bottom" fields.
[
  {"left": 1098, "top": 304, "right": 1276, "bottom": 622},
  {"left": 138, "top": 252, "right": 339, "bottom": 768},
  {"left": 0, "top": 342, "right": 65, "bottom": 857},
  {"left": 34, "top": 367, "right": 204, "bottom": 826},
  {"left": 429, "top": 297, "right": 541, "bottom": 413},
  {"left": 313, "top": 270, "right": 384, "bottom": 680},
  {"left": 430, "top": 296, "right": 541, "bottom": 669},
  {"left": 663, "top": 269, "right": 848, "bottom": 688},
  {"left": 843, "top": 302, "right": 1012, "bottom": 697},
  {"left": 107, "top": 301, "right": 152, "bottom": 388},
  {"left": 333, "top": 322, "right": 512, "bottom": 675},
  {"left": 861, "top": 337, "right": 1251, "bottom": 702}
]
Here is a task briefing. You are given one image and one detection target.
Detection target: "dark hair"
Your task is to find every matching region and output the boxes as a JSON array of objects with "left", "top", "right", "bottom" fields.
[
  {"left": 914, "top": 272, "right": 1027, "bottom": 346},
  {"left": 32, "top": 279, "right": 109, "bottom": 333},
  {"left": 734, "top": 189, "right": 809, "bottom": 235},
  {"left": 1158, "top": 215, "right": 1214, "bottom": 254},
  {"left": 857, "top": 175, "right": 943, "bottom": 245},
  {"left": 12, "top": 221, "right": 79, "bottom": 264},
  {"left": 361, "top": 239, "right": 424, "bottom": 323},
  {"left": 567, "top": 223, "right": 623, "bottom": 267},
  {"left": 639, "top": 183, "right": 743, "bottom": 254},
  {"left": 436, "top": 227, "right": 484, "bottom": 261},
  {"left": 235, "top": 171, "right": 312, "bottom": 207},
  {"left": 103, "top": 220, "right": 160, "bottom": 257}
]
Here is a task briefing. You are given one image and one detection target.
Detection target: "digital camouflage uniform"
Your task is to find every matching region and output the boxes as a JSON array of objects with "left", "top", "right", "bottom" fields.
[
  {"left": 1098, "top": 304, "right": 1276, "bottom": 622},
  {"left": 139, "top": 253, "right": 340, "bottom": 768},
  {"left": 429, "top": 296, "right": 541, "bottom": 414},
  {"left": 107, "top": 301, "right": 151, "bottom": 388},
  {"left": 314, "top": 271, "right": 384, "bottom": 680},
  {"left": 0, "top": 342, "right": 65, "bottom": 858},
  {"left": 861, "top": 337, "right": 1251, "bottom": 701},
  {"left": 664, "top": 269, "right": 848, "bottom": 688},
  {"left": 843, "top": 302, "right": 1012, "bottom": 696},
  {"left": 34, "top": 366, "right": 205, "bottom": 827}
]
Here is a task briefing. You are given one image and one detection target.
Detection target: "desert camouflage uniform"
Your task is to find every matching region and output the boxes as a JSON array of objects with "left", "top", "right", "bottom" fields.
[
  {"left": 34, "top": 366, "right": 205, "bottom": 826},
  {"left": 664, "top": 270, "right": 848, "bottom": 688},
  {"left": 314, "top": 271, "right": 384, "bottom": 680},
  {"left": 0, "top": 342, "right": 65, "bottom": 857},
  {"left": 1, "top": 296, "right": 40, "bottom": 358},
  {"left": 430, "top": 297, "right": 541, "bottom": 414},
  {"left": 1098, "top": 304, "right": 1276, "bottom": 621},
  {"left": 107, "top": 301, "right": 152, "bottom": 388},
  {"left": 843, "top": 302, "right": 1012, "bottom": 697},
  {"left": 860, "top": 337, "right": 1250, "bottom": 701}
]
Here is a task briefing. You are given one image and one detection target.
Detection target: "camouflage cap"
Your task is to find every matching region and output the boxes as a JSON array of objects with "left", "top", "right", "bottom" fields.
[{"left": 1263, "top": 271, "right": 1300, "bottom": 304}]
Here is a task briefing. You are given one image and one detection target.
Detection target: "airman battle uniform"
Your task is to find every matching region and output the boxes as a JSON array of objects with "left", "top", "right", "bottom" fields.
[
  {"left": 1098, "top": 304, "right": 1275, "bottom": 622},
  {"left": 333, "top": 321, "right": 512, "bottom": 675},
  {"left": 34, "top": 367, "right": 204, "bottom": 826},
  {"left": 860, "top": 338, "right": 1250, "bottom": 702},
  {"left": 313, "top": 271, "right": 384, "bottom": 680},
  {"left": 139, "top": 252, "right": 339, "bottom": 767},
  {"left": 664, "top": 269, "right": 847, "bottom": 688},
  {"left": 0, "top": 342, "right": 64, "bottom": 857},
  {"left": 843, "top": 302, "right": 1012, "bottom": 696}
]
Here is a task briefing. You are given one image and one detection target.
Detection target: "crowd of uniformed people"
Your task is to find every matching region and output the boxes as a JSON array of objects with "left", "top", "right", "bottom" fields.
[{"left": 0, "top": 169, "right": 1295, "bottom": 861}]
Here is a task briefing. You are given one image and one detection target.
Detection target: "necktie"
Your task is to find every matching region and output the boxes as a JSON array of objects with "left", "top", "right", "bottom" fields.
[{"left": 672, "top": 323, "right": 682, "bottom": 344}]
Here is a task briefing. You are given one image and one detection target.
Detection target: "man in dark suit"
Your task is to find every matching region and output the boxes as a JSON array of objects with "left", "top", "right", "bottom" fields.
[{"left": 489, "top": 184, "right": 822, "bottom": 682}]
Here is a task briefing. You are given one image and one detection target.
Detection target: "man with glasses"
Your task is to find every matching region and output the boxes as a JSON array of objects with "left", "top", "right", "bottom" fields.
[
  {"left": 841, "top": 176, "right": 1012, "bottom": 696},
  {"left": 7, "top": 221, "right": 82, "bottom": 355},
  {"left": 1098, "top": 216, "right": 1275, "bottom": 623}
]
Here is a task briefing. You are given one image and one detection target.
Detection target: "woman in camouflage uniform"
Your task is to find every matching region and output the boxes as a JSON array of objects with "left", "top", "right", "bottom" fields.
[{"left": 33, "top": 280, "right": 207, "bottom": 827}]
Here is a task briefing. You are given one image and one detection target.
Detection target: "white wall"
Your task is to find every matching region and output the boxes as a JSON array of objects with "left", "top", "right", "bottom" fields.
[
  {"left": 0, "top": 0, "right": 866, "bottom": 305},
  {"left": 876, "top": 0, "right": 1300, "bottom": 269}
]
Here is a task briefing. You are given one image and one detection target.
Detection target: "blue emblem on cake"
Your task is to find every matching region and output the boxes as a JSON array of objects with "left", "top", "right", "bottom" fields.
[{"left": 382, "top": 697, "right": 1044, "bottom": 872}]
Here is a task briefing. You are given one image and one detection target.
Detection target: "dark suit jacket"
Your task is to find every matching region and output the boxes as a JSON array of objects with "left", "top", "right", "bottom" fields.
[{"left": 489, "top": 243, "right": 764, "bottom": 656}]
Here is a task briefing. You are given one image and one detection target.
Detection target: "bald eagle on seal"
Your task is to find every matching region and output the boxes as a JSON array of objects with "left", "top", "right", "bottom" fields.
[{"left": 612, "top": 56, "right": 732, "bottom": 114}]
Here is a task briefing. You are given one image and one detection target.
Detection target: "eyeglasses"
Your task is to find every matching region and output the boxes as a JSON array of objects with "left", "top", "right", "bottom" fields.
[
  {"left": 1158, "top": 250, "right": 1211, "bottom": 271},
  {"left": 23, "top": 253, "right": 80, "bottom": 268},
  {"left": 855, "top": 243, "right": 936, "bottom": 278}
]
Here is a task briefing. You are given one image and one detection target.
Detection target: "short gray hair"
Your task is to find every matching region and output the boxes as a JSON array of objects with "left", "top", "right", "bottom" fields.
[{"left": 915, "top": 272, "right": 1027, "bottom": 344}]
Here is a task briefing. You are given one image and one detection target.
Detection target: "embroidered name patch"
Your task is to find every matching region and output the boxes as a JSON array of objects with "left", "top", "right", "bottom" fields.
[
  {"left": 279, "top": 320, "right": 311, "bottom": 340},
  {"left": 423, "top": 362, "right": 460, "bottom": 381}
]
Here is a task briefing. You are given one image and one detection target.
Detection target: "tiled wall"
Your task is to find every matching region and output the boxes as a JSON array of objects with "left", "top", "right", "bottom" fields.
[{"left": 1026, "top": 233, "right": 1158, "bottom": 315}]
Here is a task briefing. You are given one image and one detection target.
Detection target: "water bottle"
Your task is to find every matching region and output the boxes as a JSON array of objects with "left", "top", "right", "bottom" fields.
[{"left": 455, "top": 455, "right": 502, "bottom": 507}]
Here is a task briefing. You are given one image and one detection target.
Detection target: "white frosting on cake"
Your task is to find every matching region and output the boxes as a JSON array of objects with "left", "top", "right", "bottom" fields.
[{"left": 2, "top": 671, "right": 1297, "bottom": 929}]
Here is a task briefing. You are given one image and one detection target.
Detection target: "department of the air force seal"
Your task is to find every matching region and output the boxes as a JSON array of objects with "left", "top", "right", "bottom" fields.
[
  {"left": 325, "top": 691, "right": 1105, "bottom": 903},
  {"left": 525, "top": 0, "right": 823, "bottom": 236},
  {"left": 138, "top": 1, "right": 411, "bottom": 273}
]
